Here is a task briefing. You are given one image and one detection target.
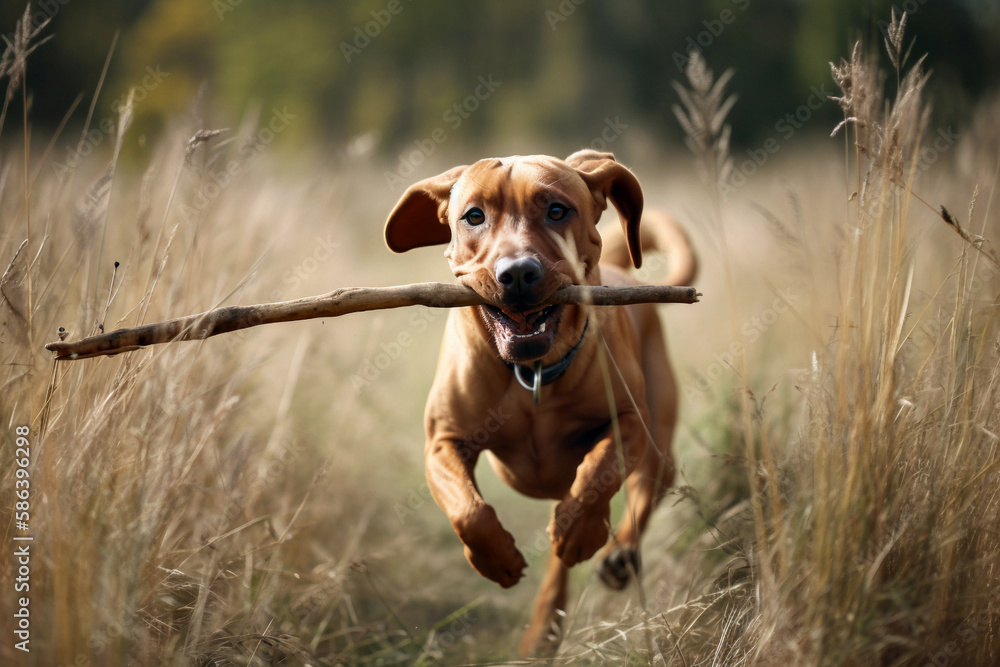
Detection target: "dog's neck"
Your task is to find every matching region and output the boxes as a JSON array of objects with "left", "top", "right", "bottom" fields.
[{"left": 504, "top": 318, "right": 589, "bottom": 401}]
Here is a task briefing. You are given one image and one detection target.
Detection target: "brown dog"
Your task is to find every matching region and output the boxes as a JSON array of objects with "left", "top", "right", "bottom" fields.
[{"left": 384, "top": 150, "right": 696, "bottom": 656}]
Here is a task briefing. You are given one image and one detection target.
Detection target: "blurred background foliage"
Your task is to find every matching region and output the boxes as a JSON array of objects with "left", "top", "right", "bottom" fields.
[{"left": 4, "top": 0, "right": 999, "bottom": 157}]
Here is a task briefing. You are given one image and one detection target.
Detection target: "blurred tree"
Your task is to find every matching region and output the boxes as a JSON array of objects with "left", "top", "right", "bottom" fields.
[
  {"left": 2, "top": 0, "right": 997, "bottom": 155},
  {"left": 0, "top": 0, "right": 153, "bottom": 129}
]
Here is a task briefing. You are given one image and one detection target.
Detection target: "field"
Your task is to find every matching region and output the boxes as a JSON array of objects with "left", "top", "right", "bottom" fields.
[{"left": 2, "top": 14, "right": 1000, "bottom": 667}]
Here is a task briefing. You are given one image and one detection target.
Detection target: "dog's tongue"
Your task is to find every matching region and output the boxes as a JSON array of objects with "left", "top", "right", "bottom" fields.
[{"left": 502, "top": 308, "right": 546, "bottom": 335}]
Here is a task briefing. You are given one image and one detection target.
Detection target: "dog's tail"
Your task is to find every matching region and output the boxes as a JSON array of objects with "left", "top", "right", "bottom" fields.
[{"left": 601, "top": 209, "right": 698, "bottom": 286}]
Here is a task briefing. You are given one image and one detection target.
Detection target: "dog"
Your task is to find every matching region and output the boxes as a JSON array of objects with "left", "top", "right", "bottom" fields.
[{"left": 383, "top": 149, "right": 696, "bottom": 657}]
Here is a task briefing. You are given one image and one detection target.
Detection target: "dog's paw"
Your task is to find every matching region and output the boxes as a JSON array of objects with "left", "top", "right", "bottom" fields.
[
  {"left": 548, "top": 498, "right": 610, "bottom": 567},
  {"left": 598, "top": 544, "right": 641, "bottom": 590},
  {"left": 464, "top": 538, "right": 526, "bottom": 588},
  {"left": 457, "top": 506, "right": 527, "bottom": 588}
]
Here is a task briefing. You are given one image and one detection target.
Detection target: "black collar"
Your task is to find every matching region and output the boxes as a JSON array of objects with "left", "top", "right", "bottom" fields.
[{"left": 505, "top": 319, "right": 589, "bottom": 402}]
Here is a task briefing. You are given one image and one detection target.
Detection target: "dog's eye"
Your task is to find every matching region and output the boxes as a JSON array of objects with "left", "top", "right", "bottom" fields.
[
  {"left": 547, "top": 203, "right": 570, "bottom": 222},
  {"left": 461, "top": 207, "right": 486, "bottom": 226}
]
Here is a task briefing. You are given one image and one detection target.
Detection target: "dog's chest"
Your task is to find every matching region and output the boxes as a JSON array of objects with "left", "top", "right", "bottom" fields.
[{"left": 481, "top": 398, "right": 613, "bottom": 499}]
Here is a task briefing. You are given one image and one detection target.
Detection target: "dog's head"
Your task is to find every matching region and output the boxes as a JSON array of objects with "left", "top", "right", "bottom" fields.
[{"left": 385, "top": 150, "right": 643, "bottom": 363}]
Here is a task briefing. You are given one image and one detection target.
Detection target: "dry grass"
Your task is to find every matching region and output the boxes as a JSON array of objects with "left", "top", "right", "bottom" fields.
[
  {"left": 557, "top": 22, "right": 1000, "bottom": 667},
  {"left": 2, "top": 9, "right": 999, "bottom": 667},
  {"left": 1, "top": 10, "right": 527, "bottom": 663}
]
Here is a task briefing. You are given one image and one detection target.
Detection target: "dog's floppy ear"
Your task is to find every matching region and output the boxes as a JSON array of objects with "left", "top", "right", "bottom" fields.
[
  {"left": 565, "top": 149, "right": 644, "bottom": 268},
  {"left": 385, "top": 165, "right": 467, "bottom": 253}
]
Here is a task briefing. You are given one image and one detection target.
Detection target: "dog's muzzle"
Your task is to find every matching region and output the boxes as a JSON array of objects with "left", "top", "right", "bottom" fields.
[
  {"left": 495, "top": 256, "right": 546, "bottom": 305},
  {"left": 480, "top": 255, "right": 564, "bottom": 363}
]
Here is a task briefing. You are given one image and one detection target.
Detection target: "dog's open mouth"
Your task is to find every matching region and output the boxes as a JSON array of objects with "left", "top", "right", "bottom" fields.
[
  {"left": 481, "top": 304, "right": 563, "bottom": 362},
  {"left": 485, "top": 304, "right": 560, "bottom": 337}
]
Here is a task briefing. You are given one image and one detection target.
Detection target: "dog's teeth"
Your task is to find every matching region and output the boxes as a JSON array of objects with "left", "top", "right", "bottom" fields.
[{"left": 539, "top": 322, "right": 546, "bottom": 333}]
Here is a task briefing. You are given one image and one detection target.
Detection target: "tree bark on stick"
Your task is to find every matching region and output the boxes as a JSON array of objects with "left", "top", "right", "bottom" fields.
[{"left": 44, "top": 282, "right": 700, "bottom": 361}]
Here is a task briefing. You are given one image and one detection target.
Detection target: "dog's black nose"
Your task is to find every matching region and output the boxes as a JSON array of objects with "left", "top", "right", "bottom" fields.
[{"left": 496, "top": 256, "right": 544, "bottom": 303}]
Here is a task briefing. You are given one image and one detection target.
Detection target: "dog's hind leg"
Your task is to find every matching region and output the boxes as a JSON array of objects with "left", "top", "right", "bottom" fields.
[
  {"left": 599, "top": 315, "right": 678, "bottom": 590},
  {"left": 519, "top": 546, "right": 569, "bottom": 658}
]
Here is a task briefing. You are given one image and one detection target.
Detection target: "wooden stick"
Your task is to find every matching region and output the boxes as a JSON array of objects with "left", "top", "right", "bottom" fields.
[{"left": 44, "top": 282, "right": 700, "bottom": 361}]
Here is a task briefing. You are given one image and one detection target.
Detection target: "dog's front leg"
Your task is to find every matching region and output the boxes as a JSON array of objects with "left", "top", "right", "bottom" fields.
[
  {"left": 426, "top": 435, "right": 527, "bottom": 588},
  {"left": 548, "top": 412, "right": 646, "bottom": 567}
]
